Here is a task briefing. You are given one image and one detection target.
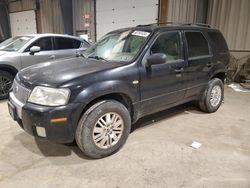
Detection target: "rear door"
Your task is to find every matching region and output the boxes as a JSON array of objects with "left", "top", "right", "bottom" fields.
[
  {"left": 20, "top": 37, "right": 54, "bottom": 68},
  {"left": 139, "top": 30, "right": 187, "bottom": 115},
  {"left": 183, "top": 30, "right": 212, "bottom": 98}
]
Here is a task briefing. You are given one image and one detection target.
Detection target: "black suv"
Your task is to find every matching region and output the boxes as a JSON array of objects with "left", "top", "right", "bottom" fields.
[{"left": 8, "top": 23, "right": 229, "bottom": 158}]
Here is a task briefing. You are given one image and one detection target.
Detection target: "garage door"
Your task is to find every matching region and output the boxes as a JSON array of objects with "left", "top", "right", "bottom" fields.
[
  {"left": 96, "top": 0, "right": 159, "bottom": 39},
  {"left": 9, "top": 10, "right": 37, "bottom": 37}
]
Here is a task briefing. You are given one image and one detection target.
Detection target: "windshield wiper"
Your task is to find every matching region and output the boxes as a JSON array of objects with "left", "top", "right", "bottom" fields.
[{"left": 88, "top": 56, "right": 109, "bottom": 62}]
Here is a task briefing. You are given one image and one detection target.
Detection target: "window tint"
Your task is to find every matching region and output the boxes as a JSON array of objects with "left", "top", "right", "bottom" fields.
[
  {"left": 73, "top": 39, "right": 81, "bottom": 48},
  {"left": 207, "top": 32, "right": 228, "bottom": 53},
  {"left": 31, "top": 37, "right": 52, "bottom": 51},
  {"left": 54, "top": 37, "right": 76, "bottom": 50},
  {"left": 185, "top": 32, "right": 209, "bottom": 58},
  {"left": 151, "top": 32, "right": 182, "bottom": 61}
]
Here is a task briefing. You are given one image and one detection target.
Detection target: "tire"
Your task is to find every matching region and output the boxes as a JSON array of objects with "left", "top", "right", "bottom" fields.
[
  {"left": 0, "top": 70, "right": 14, "bottom": 100},
  {"left": 198, "top": 78, "right": 224, "bottom": 113},
  {"left": 75, "top": 100, "right": 131, "bottom": 159}
]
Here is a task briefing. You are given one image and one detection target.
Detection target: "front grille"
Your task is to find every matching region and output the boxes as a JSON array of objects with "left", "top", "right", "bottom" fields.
[{"left": 12, "top": 80, "right": 31, "bottom": 103}]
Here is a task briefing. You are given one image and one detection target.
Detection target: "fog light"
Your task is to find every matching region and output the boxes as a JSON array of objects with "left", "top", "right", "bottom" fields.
[{"left": 36, "top": 127, "right": 46, "bottom": 137}]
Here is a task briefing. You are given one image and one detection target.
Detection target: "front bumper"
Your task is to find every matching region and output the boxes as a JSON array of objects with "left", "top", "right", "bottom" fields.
[{"left": 8, "top": 92, "right": 84, "bottom": 143}]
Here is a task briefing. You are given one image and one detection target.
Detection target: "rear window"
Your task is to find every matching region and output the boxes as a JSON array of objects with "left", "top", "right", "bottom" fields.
[
  {"left": 54, "top": 37, "right": 80, "bottom": 50},
  {"left": 185, "top": 31, "right": 210, "bottom": 58},
  {"left": 207, "top": 32, "right": 228, "bottom": 53}
]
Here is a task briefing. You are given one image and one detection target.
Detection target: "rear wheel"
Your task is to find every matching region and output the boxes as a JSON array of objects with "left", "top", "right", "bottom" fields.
[
  {"left": 75, "top": 100, "right": 131, "bottom": 159},
  {"left": 198, "top": 78, "right": 224, "bottom": 113},
  {"left": 0, "top": 70, "right": 14, "bottom": 100}
]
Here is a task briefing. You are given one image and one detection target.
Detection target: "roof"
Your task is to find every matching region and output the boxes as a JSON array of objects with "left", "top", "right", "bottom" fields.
[
  {"left": 110, "top": 22, "right": 219, "bottom": 34},
  {"left": 19, "top": 33, "right": 80, "bottom": 39}
]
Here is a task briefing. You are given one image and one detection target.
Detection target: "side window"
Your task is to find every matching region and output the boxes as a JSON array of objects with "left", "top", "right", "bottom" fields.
[
  {"left": 150, "top": 32, "right": 183, "bottom": 61},
  {"left": 29, "top": 37, "right": 52, "bottom": 51},
  {"left": 185, "top": 31, "right": 209, "bottom": 58},
  {"left": 207, "top": 32, "right": 228, "bottom": 53},
  {"left": 73, "top": 39, "right": 81, "bottom": 48},
  {"left": 54, "top": 37, "right": 75, "bottom": 50}
]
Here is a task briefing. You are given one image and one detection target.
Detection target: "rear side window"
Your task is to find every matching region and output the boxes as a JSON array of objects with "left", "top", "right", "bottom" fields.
[
  {"left": 54, "top": 37, "right": 79, "bottom": 50},
  {"left": 151, "top": 32, "right": 183, "bottom": 61},
  {"left": 185, "top": 31, "right": 209, "bottom": 58},
  {"left": 207, "top": 32, "right": 228, "bottom": 53}
]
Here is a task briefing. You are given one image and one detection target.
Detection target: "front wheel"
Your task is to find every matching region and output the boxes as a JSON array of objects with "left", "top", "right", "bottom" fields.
[
  {"left": 198, "top": 78, "right": 224, "bottom": 113},
  {"left": 75, "top": 100, "right": 131, "bottom": 159},
  {"left": 0, "top": 70, "right": 14, "bottom": 100}
]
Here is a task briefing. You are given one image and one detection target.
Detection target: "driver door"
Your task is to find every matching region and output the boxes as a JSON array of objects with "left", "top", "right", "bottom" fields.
[
  {"left": 139, "top": 31, "right": 187, "bottom": 116},
  {"left": 20, "top": 37, "right": 55, "bottom": 68}
]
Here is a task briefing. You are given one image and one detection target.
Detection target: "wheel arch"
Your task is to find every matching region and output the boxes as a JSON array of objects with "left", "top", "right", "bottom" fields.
[
  {"left": 0, "top": 64, "right": 18, "bottom": 77},
  {"left": 82, "top": 92, "right": 134, "bottom": 118},
  {"left": 211, "top": 71, "right": 226, "bottom": 83}
]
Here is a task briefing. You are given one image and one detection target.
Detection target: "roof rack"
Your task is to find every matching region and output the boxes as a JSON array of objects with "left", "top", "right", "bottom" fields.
[
  {"left": 136, "top": 23, "right": 157, "bottom": 27},
  {"left": 192, "top": 23, "right": 211, "bottom": 28},
  {"left": 136, "top": 22, "right": 211, "bottom": 28}
]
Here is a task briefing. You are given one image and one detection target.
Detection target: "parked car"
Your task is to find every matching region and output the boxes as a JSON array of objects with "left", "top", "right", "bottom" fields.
[
  {"left": 8, "top": 23, "right": 229, "bottom": 158},
  {"left": 0, "top": 33, "right": 90, "bottom": 99}
]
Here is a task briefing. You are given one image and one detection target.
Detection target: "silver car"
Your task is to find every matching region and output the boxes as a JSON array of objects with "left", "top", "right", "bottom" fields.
[{"left": 0, "top": 33, "right": 90, "bottom": 99}]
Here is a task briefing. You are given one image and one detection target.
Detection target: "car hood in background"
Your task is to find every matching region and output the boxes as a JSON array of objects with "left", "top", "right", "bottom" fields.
[
  {"left": 17, "top": 57, "right": 123, "bottom": 88},
  {"left": 0, "top": 51, "right": 7, "bottom": 56},
  {"left": 0, "top": 51, "right": 16, "bottom": 57}
]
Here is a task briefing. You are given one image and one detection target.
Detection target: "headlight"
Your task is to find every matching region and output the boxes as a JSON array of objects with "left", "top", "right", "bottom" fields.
[{"left": 28, "top": 86, "right": 70, "bottom": 106}]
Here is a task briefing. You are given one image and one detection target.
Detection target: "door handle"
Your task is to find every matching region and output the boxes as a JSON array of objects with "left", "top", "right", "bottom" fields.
[
  {"left": 50, "top": 55, "right": 56, "bottom": 59},
  {"left": 206, "top": 62, "right": 212, "bottom": 67},
  {"left": 174, "top": 67, "right": 184, "bottom": 74}
]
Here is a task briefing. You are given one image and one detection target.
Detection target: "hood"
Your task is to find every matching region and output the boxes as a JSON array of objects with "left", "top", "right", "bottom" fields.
[
  {"left": 0, "top": 51, "right": 18, "bottom": 57},
  {"left": 18, "top": 57, "right": 122, "bottom": 88},
  {"left": 0, "top": 51, "right": 7, "bottom": 56}
]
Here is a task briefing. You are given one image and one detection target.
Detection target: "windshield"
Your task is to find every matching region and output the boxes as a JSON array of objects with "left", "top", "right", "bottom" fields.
[
  {"left": 84, "top": 30, "right": 151, "bottom": 62},
  {"left": 0, "top": 36, "right": 33, "bottom": 51}
]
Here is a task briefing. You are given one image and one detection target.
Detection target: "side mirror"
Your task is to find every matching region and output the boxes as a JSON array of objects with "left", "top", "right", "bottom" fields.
[
  {"left": 30, "top": 46, "right": 41, "bottom": 54},
  {"left": 76, "top": 48, "right": 87, "bottom": 57},
  {"left": 146, "top": 53, "right": 167, "bottom": 67},
  {"left": 81, "top": 47, "right": 87, "bottom": 51}
]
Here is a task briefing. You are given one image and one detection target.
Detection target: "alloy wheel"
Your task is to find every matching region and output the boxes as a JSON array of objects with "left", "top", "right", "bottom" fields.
[
  {"left": 0, "top": 75, "right": 12, "bottom": 97},
  {"left": 93, "top": 112, "right": 124, "bottom": 149},
  {"left": 210, "top": 85, "right": 222, "bottom": 107}
]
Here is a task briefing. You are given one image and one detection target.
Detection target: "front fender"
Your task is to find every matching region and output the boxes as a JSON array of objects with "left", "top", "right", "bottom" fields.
[
  {"left": 0, "top": 54, "right": 21, "bottom": 71},
  {"left": 72, "top": 80, "right": 139, "bottom": 104},
  {"left": 0, "top": 64, "right": 19, "bottom": 75}
]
